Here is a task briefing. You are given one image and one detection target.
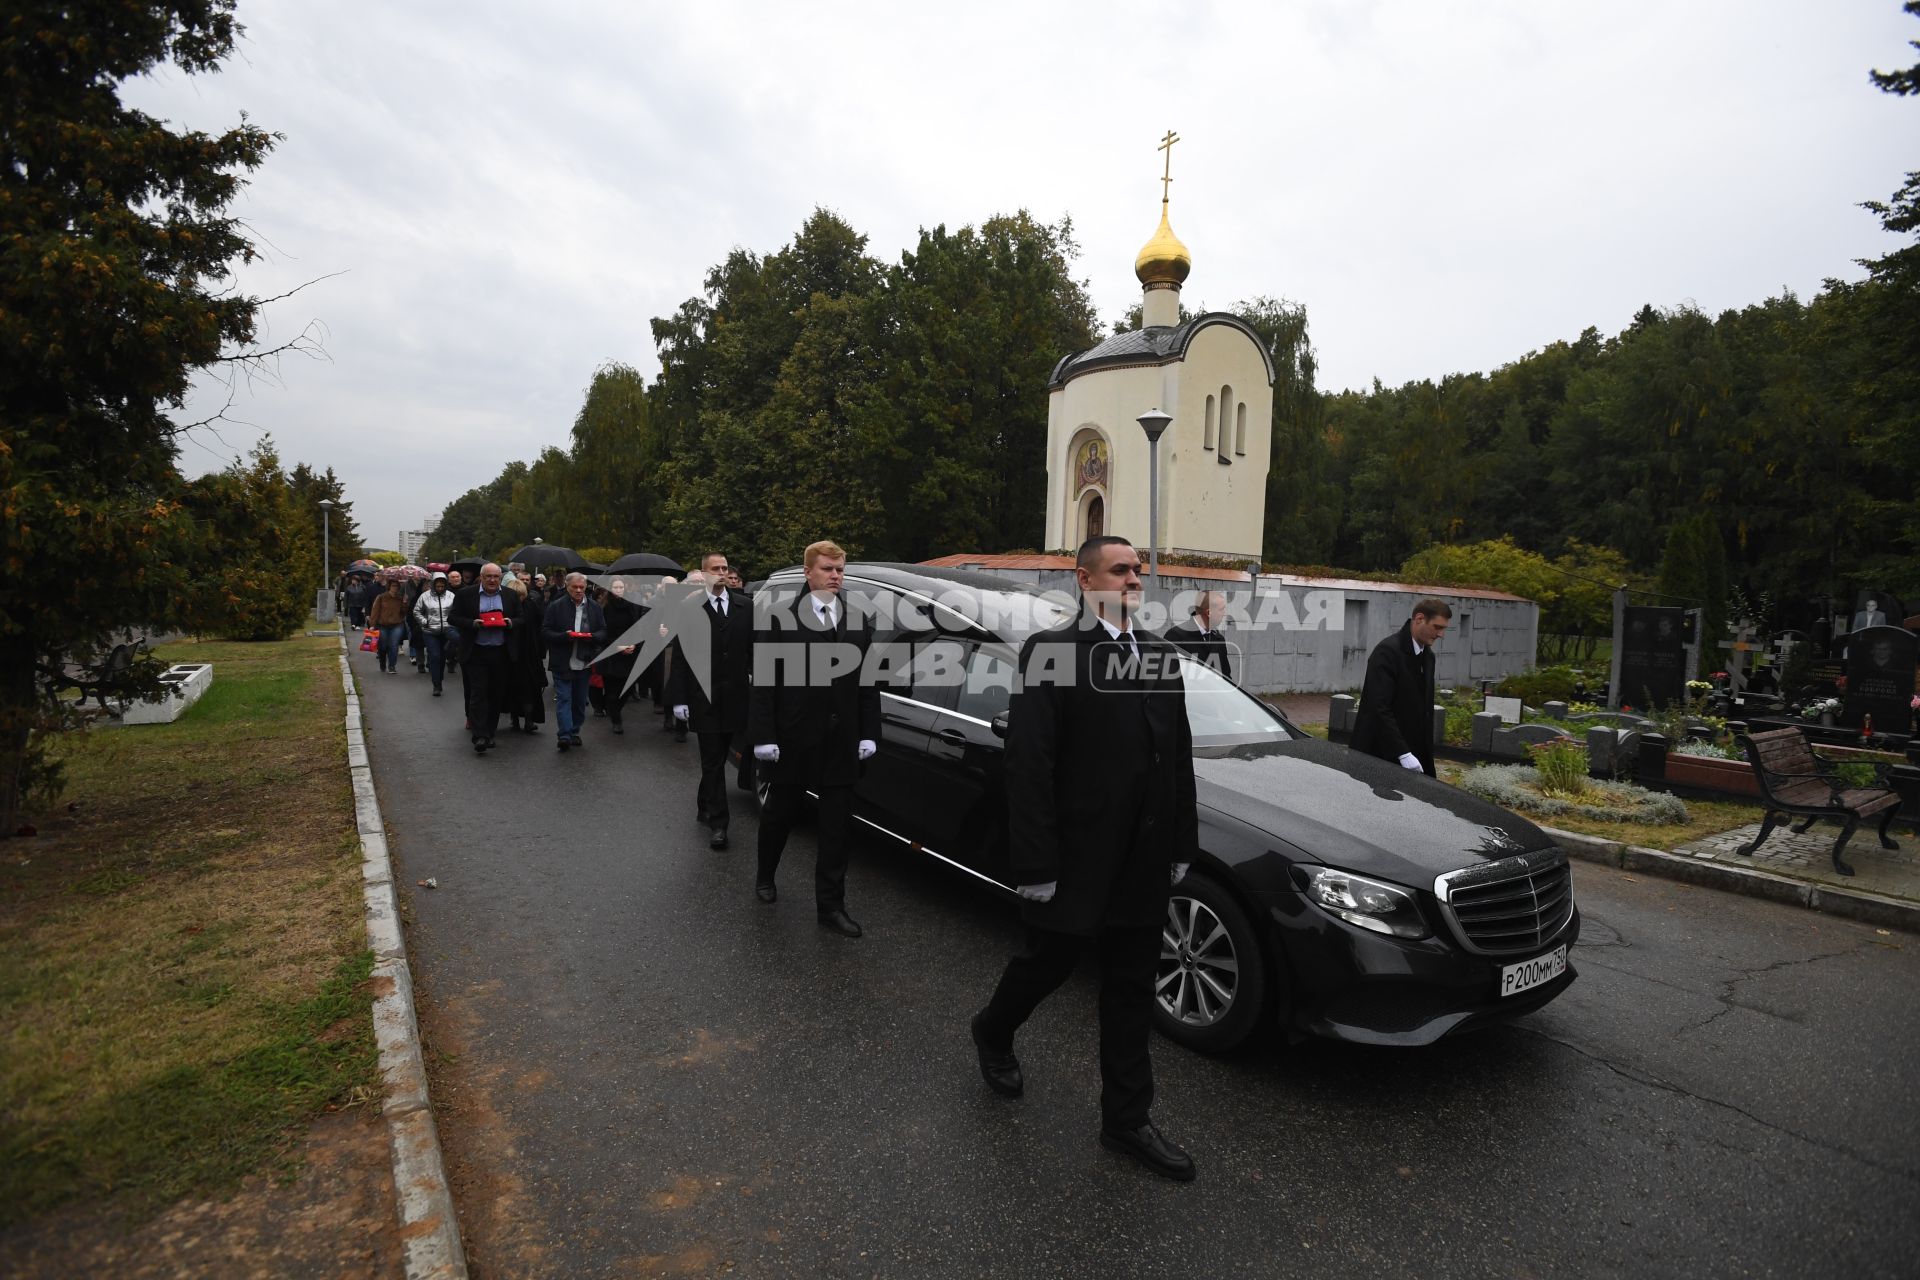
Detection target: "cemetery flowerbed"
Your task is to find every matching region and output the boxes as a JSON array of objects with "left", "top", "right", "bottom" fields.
[
  {"left": 1439, "top": 761, "right": 1763, "bottom": 851},
  {"left": 0, "top": 635, "right": 376, "bottom": 1225}
]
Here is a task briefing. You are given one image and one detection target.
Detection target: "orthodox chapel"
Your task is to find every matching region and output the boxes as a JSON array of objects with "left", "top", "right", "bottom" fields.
[{"left": 1042, "top": 157, "right": 1275, "bottom": 562}]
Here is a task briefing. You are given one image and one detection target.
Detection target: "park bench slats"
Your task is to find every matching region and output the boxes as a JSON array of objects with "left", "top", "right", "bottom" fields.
[{"left": 1735, "top": 727, "right": 1903, "bottom": 877}]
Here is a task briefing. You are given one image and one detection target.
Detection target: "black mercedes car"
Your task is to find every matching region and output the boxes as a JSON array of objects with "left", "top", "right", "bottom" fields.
[{"left": 747, "top": 563, "right": 1579, "bottom": 1052}]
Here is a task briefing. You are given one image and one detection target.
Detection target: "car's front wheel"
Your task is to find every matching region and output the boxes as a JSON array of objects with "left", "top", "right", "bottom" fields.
[{"left": 1153, "top": 872, "right": 1268, "bottom": 1053}]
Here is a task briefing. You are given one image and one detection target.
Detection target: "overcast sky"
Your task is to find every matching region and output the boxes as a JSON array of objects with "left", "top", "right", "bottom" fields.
[{"left": 129, "top": 0, "right": 1915, "bottom": 554}]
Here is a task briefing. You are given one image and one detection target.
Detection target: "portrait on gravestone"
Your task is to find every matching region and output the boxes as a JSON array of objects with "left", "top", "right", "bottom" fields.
[
  {"left": 1841, "top": 625, "right": 1918, "bottom": 731},
  {"left": 1618, "top": 605, "right": 1686, "bottom": 709}
]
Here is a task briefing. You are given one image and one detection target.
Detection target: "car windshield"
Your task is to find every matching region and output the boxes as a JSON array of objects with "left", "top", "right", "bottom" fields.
[{"left": 1179, "top": 657, "right": 1300, "bottom": 745}]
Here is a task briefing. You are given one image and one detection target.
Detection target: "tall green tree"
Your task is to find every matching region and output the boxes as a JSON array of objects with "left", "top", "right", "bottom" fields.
[
  {"left": 288, "top": 462, "right": 365, "bottom": 570},
  {"left": 566, "top": 362, "right": 661, "bottom": 553},
  {"left": 1, "top": 1, "right": 278, "bottom": 832},
  {"left": 179, "top": 441, "right": 317, "bottom": 640}
]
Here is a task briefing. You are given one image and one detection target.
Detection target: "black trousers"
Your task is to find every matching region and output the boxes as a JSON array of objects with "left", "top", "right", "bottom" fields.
[
  {"left": 465, "top": 645, "right": 511, "bottom": 743},
  {"left": 757, "top": 782, "right": 851, "bottom": 910},
  {"left": 976, "top": 922, "right": 1160, "bottom": 1129},
  {"left": 696, "top": 731, "right": 731, "bottom": 829}
]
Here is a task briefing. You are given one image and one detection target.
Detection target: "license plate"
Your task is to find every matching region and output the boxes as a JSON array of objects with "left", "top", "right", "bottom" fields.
[{"left": 1500, "top": 944, "right": 1567, "bottom": 997}]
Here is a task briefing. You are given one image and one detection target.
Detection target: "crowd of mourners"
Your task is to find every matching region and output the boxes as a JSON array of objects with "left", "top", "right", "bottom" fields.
[{"left": 338, "top": 559, "right": 745, "bottom": 752}]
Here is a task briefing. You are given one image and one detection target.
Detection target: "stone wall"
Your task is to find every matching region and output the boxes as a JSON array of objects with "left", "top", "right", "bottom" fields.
[{"left": 935, "top": 562, "right": 1540, "bottom": 695}]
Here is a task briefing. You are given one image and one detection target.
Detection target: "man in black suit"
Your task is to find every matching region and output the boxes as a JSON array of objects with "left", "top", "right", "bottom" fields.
[
  {"left": 448, "top": 562, "right": 518, "bottom": 754},
  {"left": 747, "top": 540, "right": 881, "bottom": 937},
  {"left": 667, "top": 552, "right": 754, "bottom": 849},
  {"left": 968, "top": 535, "right": 1201, "bottom": 1182},
  {"left": 1166, "top": 590, "right": 1234, "bottom": 683},
  {"left": 1350, "top": 597, "right": 1451, "bottom": 777}
]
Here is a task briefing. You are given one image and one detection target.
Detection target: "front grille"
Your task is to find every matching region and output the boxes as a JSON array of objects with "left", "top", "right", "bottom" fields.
[{"left": 1435, "top": 850, "right": 1575, "bottom": 957}]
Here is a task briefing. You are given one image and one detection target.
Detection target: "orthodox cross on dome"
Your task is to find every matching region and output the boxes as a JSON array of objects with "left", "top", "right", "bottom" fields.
[{"left": 1158, "top": 129, "right": 1180, "bottom": 203}]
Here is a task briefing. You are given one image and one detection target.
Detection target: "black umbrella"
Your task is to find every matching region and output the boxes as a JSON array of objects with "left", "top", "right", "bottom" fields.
[
  {"left": 606, "top": 551, "right": 684, "bottom": 576},
  {"left": 449, "top": 557, "right": 483, "bottom": 580},
  {"left": 508, "top": 543, "right": 577, "bottom": 570},
  {"left": 570, "top": 556, "right": 607, "bottom": 575}
]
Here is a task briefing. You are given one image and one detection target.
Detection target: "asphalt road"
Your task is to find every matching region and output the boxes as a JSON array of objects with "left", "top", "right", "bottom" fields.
[{"left": 359, "top": 652, "right": 1920, "bottom": 1279}]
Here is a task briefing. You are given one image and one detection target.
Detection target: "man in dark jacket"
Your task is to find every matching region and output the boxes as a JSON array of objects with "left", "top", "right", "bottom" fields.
[
  {"left": 1166, "top": 590, "right": 1234, "bottom": 683},
  {"left": 667, "top": 552, "right": 754, "bottom": 849},
  {"left": 968, "top": 535, "right": 1201, "bottom": 1182},
  {"left": 1350, "top": 598, "right": 1451, "bottom": 777},
  {"left": 541, "top": 572, "right": 607, "bottom": 752},
  {"left": 747, "top": 540, "right": 881, "bottom": 937},
  {"left": 448, "top": 563, "right": 518, "bottom": 753}
]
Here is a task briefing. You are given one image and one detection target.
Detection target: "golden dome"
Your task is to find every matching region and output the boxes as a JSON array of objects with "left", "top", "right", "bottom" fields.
[{"left": 1134, "top": 204, "right": 1191, "bottom": 288}]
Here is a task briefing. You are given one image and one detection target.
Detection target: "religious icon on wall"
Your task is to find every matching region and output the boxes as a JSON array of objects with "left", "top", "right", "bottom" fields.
[
  {"left": 1086, "top": 494, "right": 1105, "bottom": 538},
  {"left": 1074, "top": 438, "right": 1108, "bottom": 496}
]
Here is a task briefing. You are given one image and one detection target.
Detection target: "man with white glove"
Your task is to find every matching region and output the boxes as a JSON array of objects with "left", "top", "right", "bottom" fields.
[
  {"left": 968, "top": 535, "right": 1201, "bottom": 1183},
  {"left": 665, "top": 553, "right": 754, "bottom": 849},
  {"left": 1349, "top": 598, "right": 1451, "bottom": 779},
  {"left": 746, "top": 540, "right": 881, "bottom": 937}
]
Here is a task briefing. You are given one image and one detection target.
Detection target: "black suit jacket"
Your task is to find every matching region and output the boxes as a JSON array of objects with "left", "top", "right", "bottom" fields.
[
  {"left": 448, "top": 584, "right": 522, "bottom": 663},
  {"left": 664, "top": 588, "right": 754, "bottom": 734},
  {"left": 746, "top": 590, "right": 881, "bottom": 789},
  {"left": 1166, "top": 622, "right": 1235, "bottom": 684},
  {"left": 541, "top": 595, "right": 608, "bottom": 674},
  {"left": 1350, "top": 619, "right": 1437, "bottom": 776},
  {"left": 1006, "top": 610, "right": 1199, "bottom": 936}
]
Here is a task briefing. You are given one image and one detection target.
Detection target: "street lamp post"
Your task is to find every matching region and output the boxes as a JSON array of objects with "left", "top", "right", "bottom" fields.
[
  {"left": 1136, "top": 408, "right": 1172, "bottom": 587},
  {"left": 318, "top": 499, "right": 334, "bottom": 588}
]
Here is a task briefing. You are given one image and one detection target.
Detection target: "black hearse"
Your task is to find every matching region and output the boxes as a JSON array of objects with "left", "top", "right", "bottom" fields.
[{"left": 748, "top": 563, "right": 1579, "bottom": 1051}]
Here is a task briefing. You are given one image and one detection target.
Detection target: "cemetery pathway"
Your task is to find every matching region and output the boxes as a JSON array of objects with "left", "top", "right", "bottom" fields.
[{"left": 354, "top": 654, "right": 1920, "bottom": 1279}]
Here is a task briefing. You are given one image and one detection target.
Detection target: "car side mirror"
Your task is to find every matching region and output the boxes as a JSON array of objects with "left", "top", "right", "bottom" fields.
[{"left": 990, "top": 710, "right": 1010, "bottom": 740}]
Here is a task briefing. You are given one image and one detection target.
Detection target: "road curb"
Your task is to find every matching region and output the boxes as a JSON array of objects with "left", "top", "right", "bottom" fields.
[
  {"left": 1545, "top": 824, "right": 1920, "bottom": 934},
  {"left": 337, "top": 637, "right": 468, "bottom": 1280}
]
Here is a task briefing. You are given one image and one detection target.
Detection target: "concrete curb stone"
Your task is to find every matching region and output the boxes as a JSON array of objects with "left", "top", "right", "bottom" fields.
[
  {"left": 1546, "top": 824, "right": 1920, "bottom": 934},
  {"left": 335, "top": 637, "right": 468, "bottom": 1280}
]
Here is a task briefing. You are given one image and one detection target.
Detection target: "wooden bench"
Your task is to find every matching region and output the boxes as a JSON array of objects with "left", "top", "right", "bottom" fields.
[{"left": 1735, "top": 727, "right": 1903, "bottom": 876}]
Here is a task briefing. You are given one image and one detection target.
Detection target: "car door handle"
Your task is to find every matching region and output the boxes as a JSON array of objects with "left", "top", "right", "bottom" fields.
[{"left": 935, "top": 728, "right": 968, "bottom": 744}]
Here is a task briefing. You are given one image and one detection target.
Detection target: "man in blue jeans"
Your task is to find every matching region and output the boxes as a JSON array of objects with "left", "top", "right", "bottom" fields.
[{"left": 542, "top": 572, "right": 607, "bottom": 752}]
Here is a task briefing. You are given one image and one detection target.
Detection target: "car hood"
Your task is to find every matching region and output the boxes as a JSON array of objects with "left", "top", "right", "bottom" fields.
[{"left": 1194, "top": 737, "right": 1555, "bottom": 887}]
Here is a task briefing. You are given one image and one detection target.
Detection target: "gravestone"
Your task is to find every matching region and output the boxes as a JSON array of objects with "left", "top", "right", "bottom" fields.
[
  {"left": 1618, "top": 605, "right": 1686, "bottom": 710},
  {"left": 1841, "top": 625, "right": 1917, "bottom": 733},
  {"left": 1483, "top": 695, "right": 1523, "bottom": 724}
]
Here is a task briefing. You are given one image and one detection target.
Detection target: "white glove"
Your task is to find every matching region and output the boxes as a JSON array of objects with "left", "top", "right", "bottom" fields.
[
  {"left": 1171, "top": 862, "right": 1189, "bottom": 885},
  {"left": 1017, "top": 882, "right": 1057, "bottom": 902},
  {"left": 673, "top": 705, "right": 689, "bottom": 721},
  {"left": 1398, "top": 752, "right": 1421, "bottom": 771},
  {"left": 753, "top": 744, "right": 779, "bottom": 762},
  {"left": 857, "top": 738, "right": 877, "bottom": 760}
]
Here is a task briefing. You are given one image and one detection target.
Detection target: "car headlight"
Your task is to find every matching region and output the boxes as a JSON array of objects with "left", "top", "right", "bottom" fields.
[{"left": 1302, "top": 868, "right": 1430, "bottom": 939}]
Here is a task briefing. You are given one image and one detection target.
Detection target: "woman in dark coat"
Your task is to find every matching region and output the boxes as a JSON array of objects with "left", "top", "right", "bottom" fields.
[
  {"left": 502, "top": 577, "right": 548, "bottom": 733},
  {"left": 598, "top": 578, "right": 645, "bottom": 734}
]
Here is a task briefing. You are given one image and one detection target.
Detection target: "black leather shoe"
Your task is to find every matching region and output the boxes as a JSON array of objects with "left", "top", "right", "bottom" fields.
[
  {"left": 755, "top": 881, "right": 777, "bottom": 904},
  {"left": 969, "top": 1013, "right": 1023, "bottom": 1099},
  {"left": 1100, "top": 1122, "right": 1196, "bottom": 1182},
  {"left": 472, "top": 740, "right": 487, "bottom": 754},
  {"left": 817, "top": 908, "right": 863, "bottom": 938},
  {"left": 611, "top": 722, "right": 623, "bottom": 735},
  {"left": 557, "top": 738, "right": 569, "bottom": 752},
  {"left": 709, "top": 828, "right": 729, "bottom": 850}
]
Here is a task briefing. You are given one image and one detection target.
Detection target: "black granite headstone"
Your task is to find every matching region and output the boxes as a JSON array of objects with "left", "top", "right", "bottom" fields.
[
  {"left": 1618, "top": 605, "right": 1686, "bottom": 710},
  {"left": 1841, "top": 625, "right": 1917, "bottom": 733}
]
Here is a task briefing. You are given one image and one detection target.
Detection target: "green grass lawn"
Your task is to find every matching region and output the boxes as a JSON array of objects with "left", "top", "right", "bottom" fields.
[{"left": 0, "top": 635, "right": 376, "bottom": 1224}]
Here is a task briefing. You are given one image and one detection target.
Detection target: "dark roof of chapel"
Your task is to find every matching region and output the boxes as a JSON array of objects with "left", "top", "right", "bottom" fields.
[{"left": 1047, "top": 312, "right": 1277, "bottom": 391}]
